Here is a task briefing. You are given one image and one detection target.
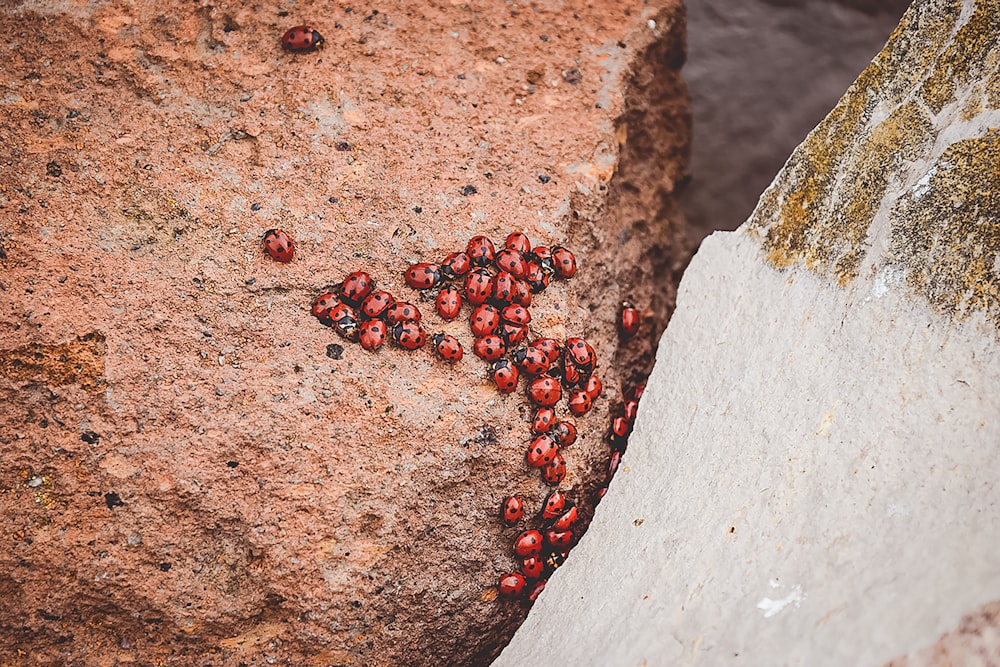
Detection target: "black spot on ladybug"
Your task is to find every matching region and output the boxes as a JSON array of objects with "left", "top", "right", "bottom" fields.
[
  {"left": 104, "top": 492, "right": 124, "bottom": 509},
  {"left": 326, "top": 343, "right": 344, "bottom": 360}
]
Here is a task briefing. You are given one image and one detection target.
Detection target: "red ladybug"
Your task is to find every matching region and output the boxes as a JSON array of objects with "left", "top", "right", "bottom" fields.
[
  {"left": 281, "top": 25, "right": 324, "bottom": 52},
  {"left": 501, "top": 304, "right": 531, "bottom": 326},
  {"left": 619, "top": 300, "right": 640, "bottom": 337},
  {"left": 491, "top": 359, "right": 519, "bottom": 394},
  {"left": 609, "top": 416, "right": 631, "bottom": 451},
  {"left": 531, "top": 246, "right": 553, "bottom": 270},
  {"left": 584, "top": 374, "right": 602, "bottom": 400},
  {"left": 494, "top": 249, "right": 527, "bottom": 278},
  {"left": 634, "top": 383, "right": 646, "bottom": 400},
  {"left": 541, "top": 453, "right": 566, "bottom": 486},
  {"left": 541, "top": 489, "right": 566, "bottom": 521},
  {"left": 498, "top": 572, "right": 526, "bottom": 598},
  {"left": 440, "top": 251, "right": 470, "bottom": 280},
  {"left": 467, "top": 235, "right": 496, "bottom": 267},
  {"left": 512, "top": 347, "right": 550, "bottom": 376},
  {"left": 470, "top": 303, "right": 501, "bottom": 337},
  {"left": 404, "top": 262, "right": 442, "bottom": 290},
  {"left": 361, "top": 291, "right": 395, "bottom": 319},
  {"left": 500, "top": 495, "right": 524, "bottom": 526},
  {"left": 607, "top": 450, "right": 622, "bottom": 480},
  {"left": 513, "top": 529, "right": 544, "bottom": 557},
  {"left": 552, "top": 506, "right": 578, "bottom": 531},
  {"left": 339, "top": 271, "right": 372, "bottom": 305},
  {"left": 623, "top": 398, "right": 639, "bottom": 424},
  {"left": 565, "top": 337, "right": 596, "bottom": 373},
  {"left": 464, "top": 268, "right": 493, "bottom": 306},
  {"left": 562, "top": 356, "right": 581, "bottom": 387},
  {"left": 436, "top": 286, "right": 462, "bottom": 320},
  {"left": 392, "top": 321, "right": 426, "bottom": 350},
  {"left": 263, "top": 229, "right": 294, "bottom": 263},
  {"left": 329, "top": 303, "right": 358, "bottom": 341},
  {"left": 311, "top": 292, "right": 340, "bottom": 320},
  {"left": 550, "top": 420, "right": 577, "bottom": 447},
  {"left": 490, "top": 271, "right": 516, "bottom": 305},
  {"left": 521, "top": 556, "right": 545, "bottom": 580},
  {"left": 524, "top": 260, "right": 551, "bottom": 293},
  {"left": 527, "top": 376, "right": 562, "bottom": 407},
  {"left": 551, "top": 246, "right": 577, "bottom": 278},
  {"left": 594, "top": 486, "right": 608, "bottom": 502},
  {"left": 359, "top": 318, "right": 387, "bottom": 351},
  {"left": 527, "top": 578, "right": 547, "bottom": 601},
  {"left": 432, "top": 333, "right": 463, "bottom": 361},
  {"left": 385, "top": 302, "right": 422, "bottom": 324},
  {"left": 473, "top": 335, "right": 506, "bottom": 361},
  {"left": 505, "top": 231, "right": 531, "bottom": 254},
  {"left": 531, "top": 407, "right": 555, "bottom": 434},
  {"left": 530, "top": 338, "right": 561, "bottom": 364},
  {"left": 545, "top": 529, "right": 574, "bottom": 549},
  {"left": 526, "top": 434, "right": 559, "bottom": 468},
  {"left": 567, "top": 389, "right": 593, "bottom": 416},
  {"left": 512, "top": 278, "right": 533, "bottom": 307},
  {"left": 499, "top": 321, "right": 528, "bottom": 347}
]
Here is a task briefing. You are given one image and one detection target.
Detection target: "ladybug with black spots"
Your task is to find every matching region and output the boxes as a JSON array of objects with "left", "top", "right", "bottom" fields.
[
  {"left": 531, "top": 407, "right": 555, "bottom": 434},
  {"left": 359, "top": 319, "right": 387, "bottom": 351},
  {"left": 505, "top": 231, "right": 531, "bottom": 254},
  {"left": 541, "top": 453, "right": 566, "bottom": 486},
  {"left": 385, "top": 302, "right": 422, "bottom": 325},
  {"left": 392, "top": 321, "right": 426, "bottom": 350},
  {"left": 513, "top": 529, "right": 544, "bottom": 557},
  {"left": 432, "top": 333, "right": 463, "bottom": 361},
  {"left": 281, "top": 25, "right": 325, "bottom": 53},
  {"left": 361, "top": 291, "right": 395, "bottom": 320},
  {"left": 500, "top": 495, "right": 524, "bottom": 526},
  {"left": 470, "top": 303, "right": 501, "bottom": 337},
  {"left": 340, "top": 271, "right": 373, "bottom": 306},
  {"left": 491, "top": 359, "right": 519, "bottom": 394},
  {"left": 262, "top": 229, "right": 294, "bottom": 263},
  {"left": 464, "top": 268, "right": 493, "bottom": 306},
  {"left": 512, "top": 347, "right": 550, "bottom": 376},
  {"left": 494, "top": 249, "right": 527, "bottom": 278},
  {"left": 440, "top": 251, "right": 470, "bottom": 280},
  {"left": 541, "top": 489, "right": 567, "bottom": 521},
  {"left": 404, "top": 262, "right": 442, "bottom": 290},
  {"left": 550, "top": 421, "right": 577, "bottom": 447},
  {"left": 498, "top": 572, "right": 526, "bottom": 598},
  {"left": 436, "top": 286, "right": 462, "bottom": 321},
  {"left": 467, "top": 235, "right": 496, "bottom": 267},
  {"left": 527, "top": 376, "right": 561, "bottom": 407},
  {"left": 311, "top": 292, "right": 340, "bottom": 321},
  {"left": 521, "top": 556, "right": 545, "bottom": 580},
  {"left": 526, "top": 434, "right": 559, "bottom": 468},
  {"left": 551, "top": 245, "right": 577, "bottom": 278},
  {"left": 473, "top": 335, "right": 506, "bottom": 362}
]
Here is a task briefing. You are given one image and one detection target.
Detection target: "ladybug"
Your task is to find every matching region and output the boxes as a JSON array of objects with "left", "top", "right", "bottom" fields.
[
  {"left": 499, "top": 321, "right": 528, "bottom": 347},
  {"left": 512, "top": 278, "right": 533, "bottom": 307},
  {"left": 404, "top": 262, "right": 442, "bottom": 290},
  {"left": 512, "top": 347, "right": 550, "bottom": 376},
  {"left": 530, "top": 338, "right": 561, "bottom": 365},
  {"left": 551, "top": 246, "right": 577, "bottom": 278},
  {"left": 494, "top": 249, "right": 527, "bottom": 278},
  {"left": 359, "top": 318, "right": 387, "bottom": 351},
  {"left": 490, "top": 271, "right": 516, "bottom": 305},
  {"left": 311, "top": 292, "right": 340, "bottom": 321},
  {"left": 541, "top": 489, "right": 567, "bottom": 521},
  {"left": 594, "top": 486, "right": 608, "bottom": 502},
  {"left": 281, "top": 25, "right": 324, "bottom": 52},
  {"left": 565, "top": 337, "right": 596, "bottom": 374},
  {"left": 530, "top": 246, "right": 554, "bottom": 271},
  {"left": 527, "top": 578, "right": 547, "bottom": 601},
  {"left": 583, "top": 374, "right": 603, "bottom": 400},
  {"left": 464, "top": 268, "right": 493, "bottom": 306},
  {"left": 561, "top": 357, "right": 581, "bottom": 387},
  {"left": 339, "top": 271, "right": 373, "bottom": 305},
  {"left": 490, "top": 359, "right": 519, "bottom": 394},
  {"left": 607, "top": 450, "right": 622, "bottom": 480},
  {"left": 385, "top": 302, "right": 422, "bottom": 324},
  {"left": 513, "top": 529, "right": 544, "bottom": 557},
  {"left": 552, "top": 506, "right": 579, "bottom": 531},
  {"left": 361, "top": 291, "right": 395, "bottom": 319},
  {"left": 610, "top": 415, "right": 632, "bottom": 440},
  {"left": 329, "top": 303, "right": 359, "bottom": 341},
  {"left": 623, "top": 398, "right": 639, "bottom": 424},
  {"left": 567, "top": 389, "right": 593, "bottom": 416},
  {"left": 500, "top": 495, "right": 525, "bottom": 526},
  {"left": 473, "top": 335, "right": 506, "bottom": 362},
  {"left": 525, "top": 434, "right": 559, "bottom": 468},
  {"left": 527, "top": 376, "right": 562, "bottom": 407},
  {"left": 550, "top": 420, "right": 577, "bottom": 447},
  {"left": 392, "top": 320, "right": 426, "bottom": 350},
  {"left": 634, "top": 383, "right": 646, "bottom": 400},
  {"left": 543, "top": 549, "right": 565, "bottom": 573},
  {"left": 262, "top": 229, "right": 294, "bottom": 263},
  {"left": 469, "top": 303, "right": 501, "bottom": 337},
  {"left": 545, "top": 529, "right": 574, "bottom": 549},
  {"left": 498, "top": 572, "right": 527, "bottom": 598},
  {"left": 432, "top": 333, "right": 463, "bottom": 361},
  {"left": 436, "top": 286, "right": 462, "bottom": 321},
  {"left": 619, "top": 300, "right": 640, "bottom": 337},
  {"left": 467, "top": 235, "right": 496, "bottom": 267},
  {"left": 501, "top": 304, "right": 531, "bottom": 326},
  {"left": 440, "top": 251, "right": 471, "bottom": 280},
  {"left": 531, "top": 407, "right": 555, "bottom": 434},
  {"left": 541, "top": 453, "right": 566, "bottom": 486},
  {"left": 521, "top": 556, "right": 545, "bottom": 580},
  {"left": 505, "top": 231, "right": 532, "bottom": 255},
  {"left": 524, "top": 260, "right": 551, "bottom": 293}
]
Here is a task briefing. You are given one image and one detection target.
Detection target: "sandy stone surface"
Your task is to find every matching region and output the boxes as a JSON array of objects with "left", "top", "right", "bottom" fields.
[
  {"left": 0, "top": 1, "right": 691, "bottom": 664},
  {"left": 498, "top": 0, "right": 1000, "bottom": 664}
]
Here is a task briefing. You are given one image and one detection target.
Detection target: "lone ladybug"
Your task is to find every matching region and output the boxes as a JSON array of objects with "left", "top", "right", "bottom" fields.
[{"left": 281, "top": 25, "right": 324, "bottom": 52}]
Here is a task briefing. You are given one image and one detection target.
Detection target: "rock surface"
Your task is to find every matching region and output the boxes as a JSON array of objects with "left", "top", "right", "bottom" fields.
[
  {"left": 496, "top": 0, "right": 1000, "bottom": 664},
  {"left": 0, "top": 1, "right": 691, "bottom": 664}
]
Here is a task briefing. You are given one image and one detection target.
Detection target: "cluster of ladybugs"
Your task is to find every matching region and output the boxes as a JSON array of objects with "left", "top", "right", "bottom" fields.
[{"left": 497, "top": 488, "right": 580, "bottom": 600}]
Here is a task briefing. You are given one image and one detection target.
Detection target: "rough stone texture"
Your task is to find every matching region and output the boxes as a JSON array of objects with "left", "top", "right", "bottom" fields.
[
  {"left": 682, "top": 0, "right": 910, "bottom": 238},
  {"left": 497, "top": 0, "right": 1000, "bottom": 664},
  {"left": 0, "top": 1, "right": 691, "bottom": 665}
]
